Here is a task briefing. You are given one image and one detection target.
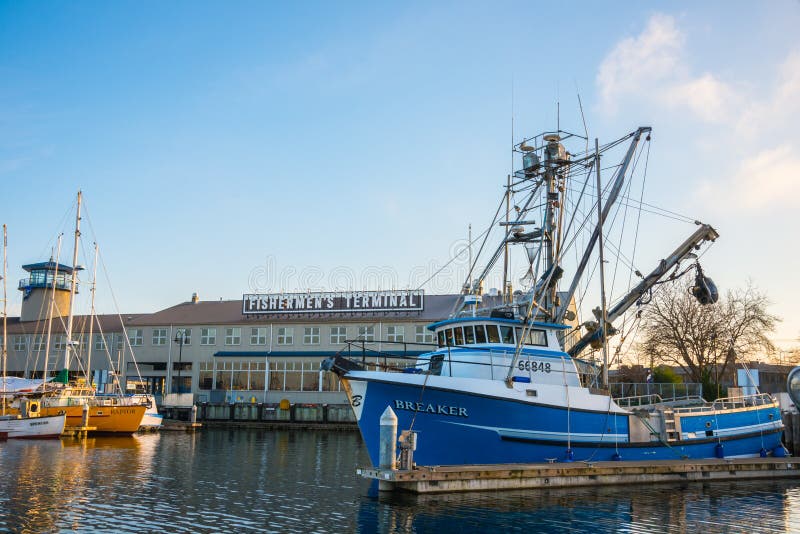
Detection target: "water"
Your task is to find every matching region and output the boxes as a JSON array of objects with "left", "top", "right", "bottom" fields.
[{"left": 1, "top": 429, "right": 799, "bottom": 533}]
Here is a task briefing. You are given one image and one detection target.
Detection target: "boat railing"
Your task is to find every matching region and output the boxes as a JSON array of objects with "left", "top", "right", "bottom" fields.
[
  {"left": 712, "top": 392, "right": 775, "bottom": 410},
  {"left": 610, "top": 382, "right": 703, "bottom": 405},
  {"left": 614, "top": 393, "right": 664, "bottom": 408},
  {"left": 333, "top": 340, "right": 591, "bottom": 382}
]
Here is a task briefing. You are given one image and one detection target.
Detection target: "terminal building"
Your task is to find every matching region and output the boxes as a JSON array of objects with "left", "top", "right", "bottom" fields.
[{"left": 3, "top": 260, "right": 460, "bottom": 405}]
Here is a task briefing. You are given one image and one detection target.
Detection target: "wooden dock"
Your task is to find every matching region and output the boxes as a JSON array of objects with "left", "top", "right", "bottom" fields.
[
  {"left": 358, "top": 457, "right": 800, "bottom": 494},
  {"left": 161, "top": 420, "right": 202, "bottom": 432}
]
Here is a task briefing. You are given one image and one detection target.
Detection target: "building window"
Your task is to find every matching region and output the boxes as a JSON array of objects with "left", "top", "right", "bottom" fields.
[
  {"left": 14, "top": 335, "right": 26, "bottom": 352},
  {"left": 330, "top": 326, "right": 347, "bottom": 344},
  {"left": 128, "top": 329, "right": 144, "bottom": 347},
  {"left": 53, "top": 334, "right": 66, "bottom": 351},
  {"left": 94, "top": 335, "right": 106, "bottom": 351},
  {"left": 152, "top": 328, "right": 167, "bottom": 346},
  {"left": 76, "top": 334, "right": 88, "bottom": 355},
  {"left": 277, "top": 327, "right": 293, "bottom": 345},
  {"left": 225, "top": 327, "right": 241, "bottom": 346},
  {"left": 415, "top": 325, "right": 434, "bottom": 344},
  {"left": 358, "top": 326, "right": 375, "bottom": 342},
  {"left": 303, "top": 327, "right": 320, "bottom": 345},
  {"left": 32, "top": 335, "right": 45, "bottom": 352},
  {"left": 387, "top": 326, "right": 405, "bottom": 343},
  {"left": 176, "top": 328, "right": 191, "bottom": 345},
  {"left": 250, "top": 327, "right": 268, "bottom": 345},
  {"left": 200, "top": 328, "right": 217, "bottom": 346}
]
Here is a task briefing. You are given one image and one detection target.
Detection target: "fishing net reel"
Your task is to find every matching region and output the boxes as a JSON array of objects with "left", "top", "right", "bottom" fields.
[{"left": 690, "top": 263, "right": 718, "bottom": 305}]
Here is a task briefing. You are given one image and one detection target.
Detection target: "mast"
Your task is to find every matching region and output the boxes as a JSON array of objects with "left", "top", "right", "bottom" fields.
[
  {"left": 62, "top": 190, "right": 82, "bottom": 381},
  {"left": 554, "top": 127, "right": 650, "bottom": 324},
  {"left": 85, "top": 242, "right": 98, "bottom": 384},
  {"left": 2, "top": 225, "right": 7, "bottom": 415},
  {"left": 539, "top": 133, "right": 567, "bottom": 314},
  {"left": 43, "top": 236, "right": 63, "bottom": 386},
  {"left": 594, "top": 139, "right": 609, "bottom": 387},
  {"left": 502, "top": 174, "right": 510, "bottom": 303}
]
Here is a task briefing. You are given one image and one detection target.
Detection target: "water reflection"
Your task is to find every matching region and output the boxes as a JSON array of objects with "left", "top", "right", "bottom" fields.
[
  {"left": 0, "top": 430, "right": 799, "bottom": 533},
  {"left": 361, "top": 479, "right": 800, "bottom": 533}
]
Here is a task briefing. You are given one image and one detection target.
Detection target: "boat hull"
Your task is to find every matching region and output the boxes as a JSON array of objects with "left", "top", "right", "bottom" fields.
[
  {"left": 345, "top": 375, "right": 785, "bottom": 466},
  {"left": 0, "top": 414, "right": 66, "bottom": 439},
  {"left": 39, "top": 404, "right": 146, "bottom": 434}
]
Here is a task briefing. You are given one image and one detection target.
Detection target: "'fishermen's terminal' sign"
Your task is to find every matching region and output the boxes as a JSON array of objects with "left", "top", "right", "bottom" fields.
[{"left": 242, "top": 290, "right": 424, "bottom": 315}]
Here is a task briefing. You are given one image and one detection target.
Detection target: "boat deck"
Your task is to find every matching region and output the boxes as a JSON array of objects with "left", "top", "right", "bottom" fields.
[{"left": 359, "top": 457, "right": 800, "bottom": 493}]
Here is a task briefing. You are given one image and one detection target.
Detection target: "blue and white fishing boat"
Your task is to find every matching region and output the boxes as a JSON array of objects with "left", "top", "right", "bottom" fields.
[{"left": 324, "top": 126, "right": 785, "bottom": 466}]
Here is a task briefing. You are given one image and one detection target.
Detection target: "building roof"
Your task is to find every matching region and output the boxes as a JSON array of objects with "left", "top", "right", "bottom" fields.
[
  {"left": 3, "top": 314, "right": 143, "bottom": 335},
  {"left": 128, "top": 294, "right": 463, "bottom": 326},
  {"left": 21, "top": 261, "right": 81, "bottom": 274}
]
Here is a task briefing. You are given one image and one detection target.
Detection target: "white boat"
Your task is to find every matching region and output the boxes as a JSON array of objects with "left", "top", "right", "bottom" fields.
[
  {"left": 137, "top": 395, "right": 163, "bottom": 430},
  {"left": 1, "top": 225, "right": 66, "bottom": 440},
  {"left": 0, "top": 399, "right": 65, "bottom": 439}
]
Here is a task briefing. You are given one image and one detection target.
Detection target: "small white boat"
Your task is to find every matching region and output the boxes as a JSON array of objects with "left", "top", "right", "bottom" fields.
[
  {"left": 137, "top": 395, "right": 163, "bottom": 430},
  {"left": 0, "top": 400, "right": 66, "bottom": 439}
]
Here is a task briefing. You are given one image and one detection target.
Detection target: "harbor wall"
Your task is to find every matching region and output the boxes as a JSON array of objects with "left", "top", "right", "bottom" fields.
[{"left": 162, "top": 402, "right": 357, "bottom": 427}]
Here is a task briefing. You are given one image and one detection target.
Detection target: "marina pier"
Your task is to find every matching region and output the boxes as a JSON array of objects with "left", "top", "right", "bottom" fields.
[{"left": 358, "top": 457, "right": 800, "bottom": 494}]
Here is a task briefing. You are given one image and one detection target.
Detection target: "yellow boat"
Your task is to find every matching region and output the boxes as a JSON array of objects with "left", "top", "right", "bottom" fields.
[{"left": 10, "top": 386, "right": 146, "bottom": 434}]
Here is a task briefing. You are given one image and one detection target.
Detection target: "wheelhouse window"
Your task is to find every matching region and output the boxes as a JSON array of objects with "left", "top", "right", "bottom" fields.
[
  {"left": 487, "top": 325, "right": 500, "bottom": 343},
  {"left": 437, "top": 331, "right": 446, "bottom": 347},
  {"left": 499, "top": 326, "right": 514, "bottom": 344},
  {"left": 453, "top": 327, "right": 464, "bottom": 345},
  {"left": 444, "top": 329, "right": 455, "bottom": 346},
  {"left": 463, "top": 326, "right": 475, "bottom": 344},
  {"left": 475, "top": 325, "right": 487, "bottom": 343},
  {"left": 514, "top": 327, "right": 548, "bottom": 347}
]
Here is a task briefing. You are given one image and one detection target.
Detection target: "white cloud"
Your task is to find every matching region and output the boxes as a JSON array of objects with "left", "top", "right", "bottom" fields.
[
  {"left": 597, "top": 13, "right": 737, "bottom": 123},
  {"left": 597, "top": 14, "right": 684, "bottom": 113},
  {"left": 736, "top": 51, "right": 800, "bottom": 137},
  {"left": 665, "top": 73, "right": 737, "bottom": 123},
  {"left": 598, "top": 14, "right": 800, "bottom": 213},
  {"left": 723, "top": 145, "right": 800, "bottom": 210}
]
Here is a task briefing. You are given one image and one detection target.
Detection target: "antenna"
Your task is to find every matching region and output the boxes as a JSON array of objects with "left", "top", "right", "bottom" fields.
[{"left": 577, "top": 90, "right": 589, "bottom": 154}]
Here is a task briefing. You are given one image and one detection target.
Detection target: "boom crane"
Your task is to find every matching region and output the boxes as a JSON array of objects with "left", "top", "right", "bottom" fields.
[{"left": 566, "top": 223, "right": 719, "bottom": 358}]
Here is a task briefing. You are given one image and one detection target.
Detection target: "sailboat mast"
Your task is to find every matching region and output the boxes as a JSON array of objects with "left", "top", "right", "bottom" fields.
[
  {"left": 594, "top": 139, "right": 610, "bottom": 387},
  {"left": 2, "top": 224, "right": 7, "bottom": 415},
  {"left": 85, "top": 242, "right": 98, "bottom": 384},
  {"left": 64, "top": 191, "right": 82, "bottom": 375},
  {"left": 43, "top": 236, "right": 63, "bottom": 385}
]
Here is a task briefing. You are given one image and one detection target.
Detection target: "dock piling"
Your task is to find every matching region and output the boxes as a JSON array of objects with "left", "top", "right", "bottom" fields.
[{"left": 379, "top": 406, "right": 398, "bottom": 491}]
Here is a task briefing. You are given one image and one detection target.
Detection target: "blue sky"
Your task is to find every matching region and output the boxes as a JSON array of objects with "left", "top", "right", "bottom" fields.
[{"left": 1, "top": 1, "right": 799, "bottom": 351}]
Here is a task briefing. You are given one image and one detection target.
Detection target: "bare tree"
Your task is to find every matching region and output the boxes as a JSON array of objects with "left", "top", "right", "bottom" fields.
[{"left": 637, "top": 279, "right": 779, "bottom": 396}]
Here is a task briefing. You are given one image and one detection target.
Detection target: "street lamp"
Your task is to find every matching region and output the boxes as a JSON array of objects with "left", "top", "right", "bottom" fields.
[{"left": 174, "top": 329, "right": 188, "bottom": 394}]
